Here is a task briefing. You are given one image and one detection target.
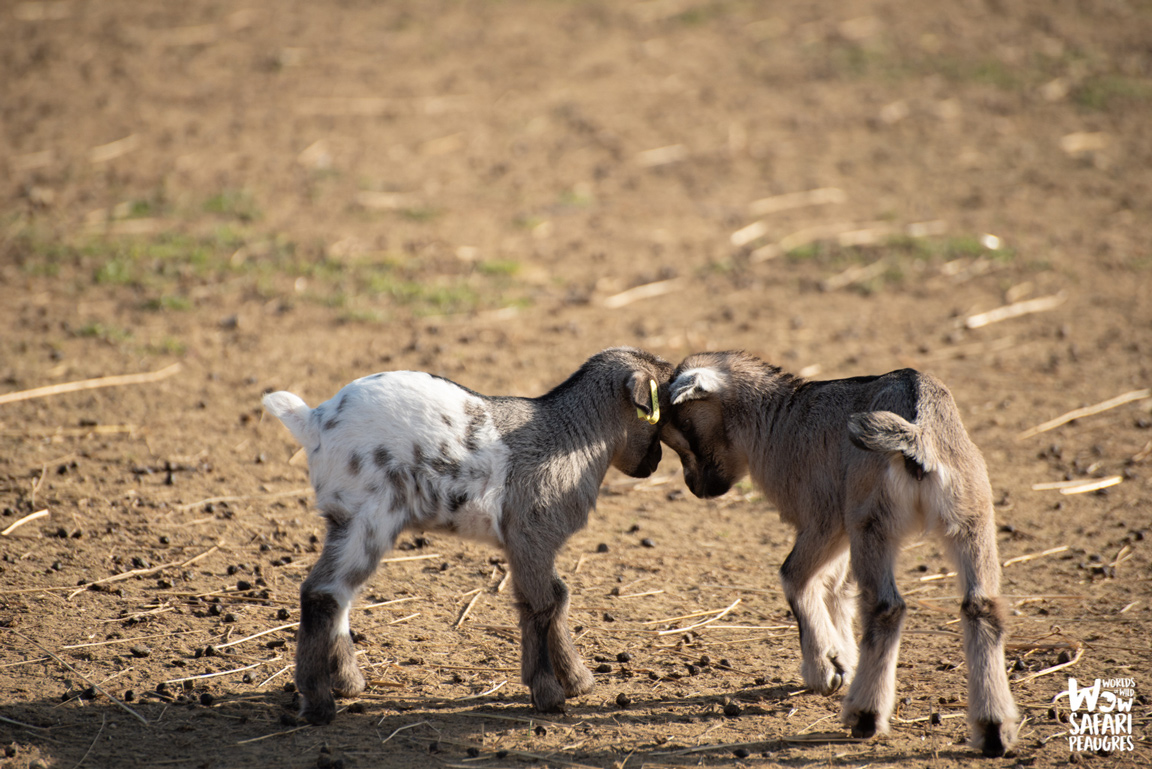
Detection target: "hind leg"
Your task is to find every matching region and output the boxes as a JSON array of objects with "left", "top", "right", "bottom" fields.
[
  {"left": 296, "top": 512, "right": 395, "bottom": 724},
  {"left": 947, "top": 519, "right": 1019, "bottom": 756},
  {"left": 780, "top": 529, "right": 854, "bottom": 694},
  {"left": 841, "top": 509, "right": 905, "bottom": 738},
  {"left": 823, "top": 550, "right": 858, "bottom": 684}
]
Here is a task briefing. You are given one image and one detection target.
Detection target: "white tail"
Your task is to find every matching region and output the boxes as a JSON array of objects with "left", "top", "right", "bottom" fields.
[{"left": 262, "top": 391, "right": 315, "bottom": 446}]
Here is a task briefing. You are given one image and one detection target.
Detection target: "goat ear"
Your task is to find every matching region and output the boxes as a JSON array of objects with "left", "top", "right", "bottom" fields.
[
  {"left": 670, "top": 367, "right": 726, "bottom": 405},
  {"left": 628, "top": 372, "right": 660, "bottom": 423}
]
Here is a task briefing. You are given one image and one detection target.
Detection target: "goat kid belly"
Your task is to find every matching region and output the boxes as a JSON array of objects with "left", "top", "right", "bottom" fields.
[{"left": 305, "top": 372, "right": 511, "bottom": 548}]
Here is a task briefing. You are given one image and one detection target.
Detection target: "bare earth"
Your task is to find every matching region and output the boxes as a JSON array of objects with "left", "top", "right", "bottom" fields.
[{"left": 1, "top": 1, "right": 1151, "bottom": 767}]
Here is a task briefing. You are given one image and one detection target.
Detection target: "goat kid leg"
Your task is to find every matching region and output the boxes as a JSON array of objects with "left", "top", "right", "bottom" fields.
[
  {"left": 546, "top": 575, "right": 594, "bottom": 697},
  {"left": 510, "top": 552, "right": 569, "bottom": 713},
  {"left": 823, "top": 550, "right": 859, "bottom": 682},
  {"left": 841, "top": 516, "right": 905, "bottom": 738},
  {"left": 949, "top": 523, "right": 1019, "bottom": 757},
  {"left": 296, "top": 580, "right": 342, "bottom": 725},
  {"left": 296, "top": 514, "right": 391, "bottom": 724},
  {"left": 780, "top": 532, "right": 854, "bottom": 694}
]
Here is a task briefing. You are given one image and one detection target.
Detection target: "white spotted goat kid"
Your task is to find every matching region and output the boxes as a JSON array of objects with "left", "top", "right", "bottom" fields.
[{"left": 263, "top": 347, "right": 671, "bottom": 724}]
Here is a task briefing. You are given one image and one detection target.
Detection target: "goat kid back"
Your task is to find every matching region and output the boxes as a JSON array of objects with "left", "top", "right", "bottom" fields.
[
  {"left": 662, "top": 350, "right": 1018, "bottom": 757},
  {"left": 263, "top": 347, "right": 672, "bottom": 724}
]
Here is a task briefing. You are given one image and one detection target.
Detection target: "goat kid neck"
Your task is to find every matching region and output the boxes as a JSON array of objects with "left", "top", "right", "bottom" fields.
[
  {"left": 727, "top": 369, "right": 808, "bottom": 486},
  {"left": 499, "top": 375, "right": 628, "bottom": 481}
]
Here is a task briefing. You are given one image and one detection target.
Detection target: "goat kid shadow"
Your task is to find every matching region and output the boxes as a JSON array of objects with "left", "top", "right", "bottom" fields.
[{"left": 0, "top": 689, "right": 321, "bottom": 767}]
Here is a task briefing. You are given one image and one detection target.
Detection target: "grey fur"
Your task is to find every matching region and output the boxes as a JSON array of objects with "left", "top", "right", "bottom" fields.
[
  {"left": 663, "top": 351, "right": 1018, "bottom": 757},
  {"left": 264, "top": 347, "right": 672, "bottom": 724}
]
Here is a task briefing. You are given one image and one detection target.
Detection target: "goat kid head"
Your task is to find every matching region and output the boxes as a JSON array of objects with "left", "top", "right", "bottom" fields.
[
  {"left": 662, "top": 356, "right": 748, "bottom": 498},
  {"left": 613, "top": 351, "right": 674, "bottom": 479}
]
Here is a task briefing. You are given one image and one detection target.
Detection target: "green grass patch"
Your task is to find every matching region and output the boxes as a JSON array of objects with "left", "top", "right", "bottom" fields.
[
  {"left": 204, "top": 190, "right": 261, "bottom": 222},
  {"left": 75, "top": 322, "right": 132, "bottom": 343},
  {"left": 146, "top": 337, "right": 188, "bottom": 356},
  {"left": 1072, "top": 75, "right": 1152, "bottom": 111},
  {"left": 13, "top": 222, "right": 532, "bottom": 319},
  {"left": 398, "top": 206, "right": 441, "bottom": 222},
  {"left": 477, "top": 259, "right": 520, "bottom": 277},
  {"left": 142, "top": 295, "right": 192, "bottom": 311}
]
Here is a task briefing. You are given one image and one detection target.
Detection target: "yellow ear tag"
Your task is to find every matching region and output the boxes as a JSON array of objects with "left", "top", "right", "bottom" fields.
[{"left": 636, "top": 378, "right": 660, "bottom": 425}]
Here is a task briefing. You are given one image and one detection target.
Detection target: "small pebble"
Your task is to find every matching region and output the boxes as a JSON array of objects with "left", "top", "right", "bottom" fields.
[
  {"left": 596, "top": 543, "right": 609, "bottom": 553},
  {"left": 733, "top": 747, "right": 750, "bottom": 758},
  {"left": 596, "top": 663, "right": 612, "bottom": 674},
  {"left": 724, "top": 702, "right": 742, "bottom": 718},
  {"left": 277, "top": 608, "right": 291, "bottom": 621},
  {"left": 616, "top": 651, "right": 632, "bottom": 663},
  {"left": 223, "top": 613, "right": 237, "bottom": 623},
  {"left": 237, "top": 580, "right": 253, "bottom": 591},
  {"left": 640, "top": 538, "right": 655, "bottom": 548},
  {"left": 129, "top": 646, "right": 151, "bottom": 658}
]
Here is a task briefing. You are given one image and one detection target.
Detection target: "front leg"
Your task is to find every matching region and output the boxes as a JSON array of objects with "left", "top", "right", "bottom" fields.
[
  {"left": 506, "top": 539, "right": 582, "bottom": 713},
  {"left": 512, "top": 581, "right": 567, "bottom": 712},
  {"left": 546, "top": 576, "right": 594, "bottom": 697}
]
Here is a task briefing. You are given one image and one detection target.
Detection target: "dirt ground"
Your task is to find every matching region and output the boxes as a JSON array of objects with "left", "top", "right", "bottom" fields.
[{"left": 1, "top": 1, "right": 1151, "bottom": 767}]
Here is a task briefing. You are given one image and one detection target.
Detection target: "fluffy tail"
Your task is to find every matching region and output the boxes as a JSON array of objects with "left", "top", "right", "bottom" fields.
[
  {"left": 847, "top": 411, "right": 935, "bottom": 480},
  {"left": 262, "top": 391, "right": 316, "bottom": 447}
]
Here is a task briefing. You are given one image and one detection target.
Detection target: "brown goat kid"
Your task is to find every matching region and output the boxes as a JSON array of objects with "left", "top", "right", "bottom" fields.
[{"left": 662, "top": 351, "right": 1018, "bottom": 757}]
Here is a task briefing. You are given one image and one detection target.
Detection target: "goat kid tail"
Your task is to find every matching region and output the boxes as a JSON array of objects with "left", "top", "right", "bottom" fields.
[
  {"left": 262, "top": 391, "right": 316, "bottom": 447},
  {"left": 847, "top": 411, "right": 935, "bottom": 479}
]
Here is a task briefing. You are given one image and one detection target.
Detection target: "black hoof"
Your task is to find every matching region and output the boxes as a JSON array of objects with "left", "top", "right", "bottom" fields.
[
  {"left": 980, "top": 722, "right": 1007, "bottom": 757},
  {"left": 850, "top": 711, "right": 878, "bottom": 739},
  {"left": 301, "top": 695, "right": 336, "bottom": 726}
]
